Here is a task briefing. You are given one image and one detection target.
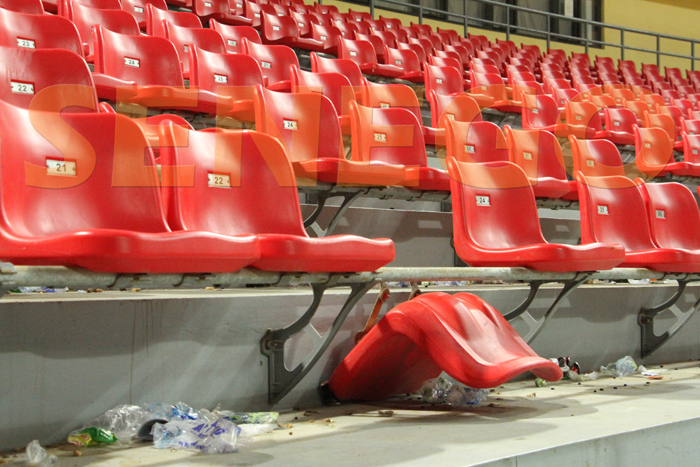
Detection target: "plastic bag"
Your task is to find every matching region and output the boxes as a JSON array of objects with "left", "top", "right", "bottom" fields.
[
  {"left": 600, "top": 356, "right": 638, "bottom": 378},
  {"left": 215, "top": 411, "right": 279, "bottom": 425},
  {"left": 153, "top": 418, "right": 250, "bottom": 454},
  {"left": 26, "top": 440, "right": 58, "bottom": 467},
  {"left": 83, "top": 404, "right": 154, "bottom": 442}
]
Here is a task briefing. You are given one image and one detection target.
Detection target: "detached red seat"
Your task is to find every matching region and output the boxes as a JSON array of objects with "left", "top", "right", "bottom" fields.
[
  {"left": 254, "top": 85, "right": 407, "bottom": 186},
  {"left": 0, "top": 8, "right": 84, "bottom": 57},
  {"left": 328, "top": 292, "right": 563, "bottom": 401},
  {"left": 446, "top": 148, "right": 625, "bottom": 271},
  {"left": 0, "top": 47, "right": 260, "bottom": 273},
  {"left": 159, "top": 126, "right": 395, "bottom": 272},
  {"left": 576, "top": 173, "right": 700, "bottom": 272}
]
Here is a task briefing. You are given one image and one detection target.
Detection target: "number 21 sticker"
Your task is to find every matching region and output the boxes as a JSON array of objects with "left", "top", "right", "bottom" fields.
[{"left": 46, "top": 159, "right": 76, "bottom": 177}]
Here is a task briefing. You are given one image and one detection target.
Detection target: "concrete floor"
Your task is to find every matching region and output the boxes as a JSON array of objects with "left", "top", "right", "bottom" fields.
[{"left": 4, "top": 361, "right": 700, "bottom": 467}]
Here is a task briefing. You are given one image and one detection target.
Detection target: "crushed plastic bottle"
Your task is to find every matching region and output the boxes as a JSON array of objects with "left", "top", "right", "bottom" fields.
[
  {"left": 83, "top": 404, "right": 154, "bottom": 442},
  {"left": 26, "top": 440, "right": 58, "bottom": 467},
  {"left": 419, "top": 377, "right": 489, "bottom": 406},
  {"left": 153, "top": 418, "right": 250, "bottom": 454},
  {"left": 68, "top": 427, "right": 118, "bottom": 446},
  {"left": 215, "top": 411, "right": 279, "bottom": 425},
  {"left": 147, "top": 402, "right": 202, "bottom": 421},
  {"left": 600, "top": 355, "right": 638, "bottom": 378}
]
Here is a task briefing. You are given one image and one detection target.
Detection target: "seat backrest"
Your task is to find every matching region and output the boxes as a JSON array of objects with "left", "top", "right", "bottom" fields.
[
  {"left": 158, "top": 126, "right": 306, "bottom": 236},
  {"left": 623, "top": 99, "right": 650, "bottom": 120},
  {"left": 520, "top": 94, "right": 560, "bottom": 130},
  {"left": 379, "top": 15, "right": 402, "bottom": 31},
  {"left": 355, "top": 33, "right": 386, "bottom": 60},
  {"left": 372, "top": 30, "right": 397, "bottom": 48},
  {"left": 146, "top": 3, "right": 201, "bottom": 37},
  {"left": 349, "top": 100, "right": 427, "bottom": 167},
  {"left": 608, "top": 88, "right": 635, "bottom": 105},
  {"left": 447, "top": 157, "right": 548, "bottom": 252},
  {"left": 566, "top": 101, "right": 603, "bottom": 131},
  {"left": 634, "top": 125, "right": 675, "bottom": 177},
  {"left": 192, "top": 0, "right": 233, "bottom": 19},
  {"left": 310, "top": 23, "right": 342, "bottom": 50},
  {"left": 362, "top": 81, "right": 422, "bottom": 125},
  {"left": 290, "top": 66, "right": 354, "bottom": 117},
  {"left": 397, "top": 42, "right": 426, "bottom": 65},
  {"left": 310, "top": 52, "right": 364, "bottom": 87},
  {"left": 470, "top": 71, "right": 508, "bottom": 101},
  {"left": 424, "top": 62, "right": 463, "bottom": 96},
  {"left": 242, "top": 39, "right": 298, "bottom": 87},
  {"left": 261, "top": 11, "right": 301, "bottom": 42},
  {"left": 245, "top": 0, "right": 276, "bottom": 28},
  {"left": 504, "top": 126, "right": 568, "bottom": 183},
  {"left": 0, "top": 8, "right": 83, "bottom": 57},
  {"left": 189, "top": 45, "right": 262, "bottom": 103},
  {"left": 641, "top": 93, "right": 666, "bottom": 108},
  {"left": 338, "top": 37, "right": 377, "bottom": 66},
  {"left": 122, "top": 0, "right": 167, "bottom": 30},
  {"left": 425, "top": 90, "right": 481, "bottom": 128},
  {"left": 164, "top": 21, "right": 226, "bottom": 77},
  {"left": 383, "top": 46, "right": 420, "bottom": 74},
  {"left": 210, "top": 20, "right": 259, "bottom": 54},
  {"left": 60, "top": 0, "right": 119, "bottom": 18},
  {"left": 0, "top": 0, "right": 44, "bottom": 14},
  {"left": 445, "top": 119, "right": 507, "bottom": 163},
  {"left": 569, "top": 136, "right": 625, "bottom": 177},
  {"left": 72, "top": 1, "right": 141, "bottom": 58},
  {"left": 639, "top": 182, "right": 700, "bottom": 250},
  {"left": 94, "top": 26, "right": 184, "bottom": 87},
  {"left": 683, "top": 132, "right": 700, "bottom": 164},
  {"left": 575, "top": 172, "right": 656, "bottom": 251},
  {"left": 254, "top": 85, "right": 344, "bottom": 164},
  {"left": 643, "top": 112, "right": 676, "bottom": 142}
]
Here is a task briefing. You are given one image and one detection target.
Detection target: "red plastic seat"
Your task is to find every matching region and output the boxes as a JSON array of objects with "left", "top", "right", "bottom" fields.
[
  {"left": 209, "top": 20, "right": 260, "bottom": 54},
  {"left": 350, "top": 101, "right": 449, "bottom": 191},
  {"left": 597, "top": 107, "right": 637, "bottom": 146},
  {"left": 570, "top": 136, "right": 626, "bottom": 178},
  {"left": 644, "top": 111, "right": 684, "bottom": 151},
  {"left": 445, "top": 120, "right": 508, "bottom": 163},
  {"left": 242, "top": 39, "right": 298, "bottom": 92},
  {"left": 289, "top": 65, "right": 355, "bottom": 132},
  {"left": 310, "top": 52, "right": 364, "bottom": 90},
  {"left": 504, "top": 126, "right": 577, "bottom": 199},
  {"left": 121, "top": 0, "right": 166, "bottom": 31},
  {"left": 309, "top": 23, "right": 342, "bottom": 55},
  {"left": 381, "top": 46, "right": 424, "bottom": 82},
  {"left": 379, "top": 15, "right": 402, "bottom": 31},
  {"left": 423, "top": 63, "right": 496, "bottom": 107},
  {"left": 255, "top": 85, "right": 407, "bottom": 187},
  {"left": 683, "top": 132, "right": 700, "bottom": 164},
  {"left": 188, "top": 46, "right": 263, "bottom": 122},
  {"left": 58, "top": 0, "right": 119, "bottom": 18},
  {"left": 681, "top": 118, "right": 700, "bottom": 137},
  {"left": 159, "top": 125, "right": 395, "bottom": 271},
  {"left": 622, "top": 98, "right": 650, "bottom": 121},
  {"left": 362, "top": 81, "right": 437, "bottom": 144},
  {"left": 0, "top": 8, "right": 83, "bottom": 56},
  {"left": 146, "top": 4, "right": 201, "bottom": 37},
  {"left": 327, "top": 291, "right": 563, "bottom": 401},
  {"left": 470, "top": 71, "right": 521, "bottom": 113},
  {"left": 191, "top": 0, "right": 252, "bottom": 26},
  {"left": 426, "top": 90, "right": 482, "bottom": 131},
  {"left": 71, "top": 1, "right": 141, "bottom": 62},
  {"left": 0, "top": 47, "right": 260, "bottom": 273},
  {"left": 259, "top": 11, "right": 329, "bottom": 52},
  {"left": 0, "top": 0, "right": 44, "bottom": 14},
  {"left": 447, "top": 156, "right": 624, "bottom": 270},
  {"left": 576, "top": 172, "right": 700, "bottom": 271},
  {"left": 163, "top": 21, "right": 226, "bottom": 79},
  {"left": 634, "top": 126, "right": 700, "bottom": 178},
  {"left": 521, "top": 94, "right": 594, "bottom": 139},
  {"left": 338, "top": 37, "right": 406, "bottom": 79}
]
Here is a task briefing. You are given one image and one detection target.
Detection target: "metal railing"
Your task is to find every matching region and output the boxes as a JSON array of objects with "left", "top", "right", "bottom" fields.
[{"left": 367, "top": 0, "right": 699, "bottom": 70}]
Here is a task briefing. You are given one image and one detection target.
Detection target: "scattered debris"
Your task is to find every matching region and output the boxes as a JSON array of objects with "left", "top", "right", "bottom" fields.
[
  {"left": 526, "top": 393, "right": 536, "bottom": 398},
  {"left": 26, "top": 441, "right": 57, "bottom": 467},
  {"left": 73, "top": 451, "right": 82, "bottom": 457},
  {"left": 648, "top": 375, "right": 664, "bottom": 380},
  {"left": 419, "top": 377, "right": 489, "bottom": 406},
  {"left": 303, "top": 410, "right": 320, "bottom": 416},
  {"left": 487, "top": 403, "right": 501, "bottom": 408},
  {"left": 131, "top": 288, "right": 141, "bottom": 292},
  {"left": 600, "top": 356, "right": 637, "bottom": 378},
  {"left": 377, "top": 410, "right": 394, "bottom": 417},
  {"left": 535, "top": 378, "right": 547, "bottom": 387}
]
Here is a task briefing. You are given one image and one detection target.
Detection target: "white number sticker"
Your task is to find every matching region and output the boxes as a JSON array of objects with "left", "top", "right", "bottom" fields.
[
  {"left": 523, "top": 151, "right": 533, "bottom": 160},
  {"left": 481, "top": 85, "right": 487, "bottom": 90},
  {"left": 655, "top": 209, "right": 666, "bottom": 219},
  {"left": 208, "top": 173, "right": 230, "bottom": 188},
  {"left": 298, "top": 22, "right": 305, "bottom": 27},
  {"left": 236, "top": 3, "right": 242, "bottom": 7},
  {"left": 465, "top": 145, "right": 475, "bottom": 153},
  {"left": 436, "top": 78, "right": 443, "bottom": 84},
  {"left": 380, "top": 102, "right": 390, "bottom": 108},
  {"left": 261, "top": 61, "right": 271, "bottom": 69},
  {"left": 386, "top": 25, "right": 391, "bottom": 28},
  {"left": 184, "top": 45, "right": 189, "bottom": 52},
  {"left": 532, "top": 108, "right": 539, "bottom": 114},
  {"left": 255, "top": 13, "right": 260, "bottom": 17},
  {"left": 204, "top": 1, "right": 211, "bottom": 6},
  {"left": 124, "top": 57, "right": 140, "bottom": 67},
  {"left": 349, "top": 51, "right": 357, "bottom": 56},
  {"left": 446, "top": 113, "right": 455, "bottom": 120},
  {"left": 320, "top": 35, "right": 327, "bottom": 40},
  {"left": 10, "top": 82, "right": 34, "bottom": 94},
  {"left": 283, "top": 120, "right": 298, "bottom": 130},
  {"left": 214, "top": 74, "right": 228, "bottom": 83},
  {"left": 273, "top": 26, "right": 280, "bottom": 31},
  {"left": 228, "top": 39, "right": 237, "bottom": 47},
  {"left": 586, "top": 160, "right": 595, "bottom": 167},
  {"left": 597, "top": 205, "right": 609, "bottom": 215},
  {"left": 575, "top": 114, "right": 582, "bottom": 120},
  {"left": 134, "top": 6, "right": 144, "bottom": 12},
  {"left": 395, "top": 60, "right": 402, "bottom": 65},
  {"left": 476, "top": 195, "right": 490, "bottom": 206},
  {"left": 613, "top": 121, "right": 620, "bottom": 126},
  {"left": 693, "top": 149, "right": 698, "bottom": 155},
  {"left": 17, "top": 38, "right": 35, "bottom": 49},
  {"left": 374, "top": 133, "right": 387, "bottom": 142},
  {"left": 645, "top": 142, "right": 651, "bottom": 148},
  {"left": 46, "top": 159, "right": 76, "bottom": 176}
]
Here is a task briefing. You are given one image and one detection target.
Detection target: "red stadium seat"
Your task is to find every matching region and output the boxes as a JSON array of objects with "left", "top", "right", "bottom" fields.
[
  {"left": 163, "top": 21, "right": 227, "bottom": 79},
  {"left": 59, "top": 0, "right": 119, "bottom": 18},
  {"left": 599, "top": 107, "right": 638, "bottom": 146},
  {"left": 121, "top": 0, "right": 167, "bottom": 31},
  {"left": 0, "top": 0, "right": 44, "bottom": 14},
  {"left": 0, "top": 8, "right": 83, "bottom": 57},
  {"left": 259, "top": 11, "right": 328, "bottom": 52},
  {"left": 327, "top": 292, "right": 563, "bottom": 401},
  {"left": 470, "top": 71, "right": 521, "bottom": 113},
  {"left": 146, "top": 4, "right": 201, "bottom": 37},
  {"left": 521, "top": 94, "right": 593, "bottom": 139},
  {"left": 504, "top": 126, "right": 577, "bottom": 199},
  {"left": 209, "top": 20, "right": 260, "bottom": 54},
  {"left": 309, "top": 23, "right": 342, "bottom": 55},
  {"left": 570, "top": 136, "right": 626, "bottom": 178},
  {"left": 310, "top": 52, "right": 364, "bottom": 90},
  {"left": 381, "top": 46, "right": 424, "bottom": 82},
  {"left": 71, "top": 1, "right": 141, "bottom": 62},
  {"left": 254, "top": 85, "right": 407, "bottom": 187},
  {"left": 682, "top": 132, "right": 700, "bottom": 164},
  {"left": 640, "top": 182, "right": 700, "bottom": 254},
  {"left": 158, "top": 126, "right": 396, "bottom": 272},
  {"left": 643, "top": 112, "right": 683, "bottom": 151},
  {"left": 338, "top": 37, "right": 406, "bottom": 79},
  {"left": 289, "top": 65, "right": 356, "bottom": 132},
  {"left": 191, "top": 0, "right": 252, "bottom": 26},
  {"left": 350, "top": 101, "right": 449, "bottom": 191},
  {"left": 576, "top": 172, "right": 700, "bottom": 272},
  {"left": 242, "top": 39, "right": 298, "bottom": 92},
  {"left": 447, "top": 156, "right": 624, "bottom": 270},
  {"left": 0, "top": 47, "right": 260, "bottom": 273},
  {"left": 425, "top": 90, "right": 482, "bottom": 131},
  {"left": 445, "top": 120, "right": 508, "bottom": 163},
  {"left": 634, "top": 126, "right": 700, "bottom": 178}
]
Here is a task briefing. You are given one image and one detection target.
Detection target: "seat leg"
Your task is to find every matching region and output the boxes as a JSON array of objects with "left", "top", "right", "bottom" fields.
[
  {"left": 502, "top": 280, "right": 543, "bottom": 320},
  {"left": 261, "top": 280, "right": 377, "bottom": 405},
  {"left": 307, "top": 191, "right": 365, "bottom": 237},
  {"left": 639, "top": 279, "right": 699, "bottom": 358}
]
